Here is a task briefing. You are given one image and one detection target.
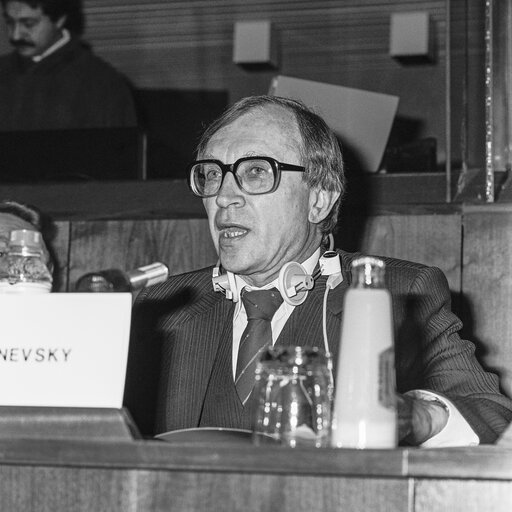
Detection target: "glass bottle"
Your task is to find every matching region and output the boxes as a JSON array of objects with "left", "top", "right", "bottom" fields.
[
  {"left": 331, "top": 256, "right": 397, "bottom": 449},
  {"left": 0, "top": 229, "right": 53, "bottom": 294},
  {"left": 75, "top": 262, "right": 169, "bottom": 292}
]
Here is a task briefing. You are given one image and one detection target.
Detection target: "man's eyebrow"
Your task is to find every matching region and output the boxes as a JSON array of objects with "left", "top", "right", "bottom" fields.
[{"left": 198, "top": 151, "right": 265, "bottom": 163}]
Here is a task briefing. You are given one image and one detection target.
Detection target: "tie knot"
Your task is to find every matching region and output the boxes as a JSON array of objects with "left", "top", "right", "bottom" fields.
[{"left": 241, "top": 288, "right": 283, "bottom": 321}]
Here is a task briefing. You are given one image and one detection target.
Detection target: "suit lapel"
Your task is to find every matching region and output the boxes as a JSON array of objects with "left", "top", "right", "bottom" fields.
[{"left": 167, "top": 292, "right": 235, "bottom": 430}]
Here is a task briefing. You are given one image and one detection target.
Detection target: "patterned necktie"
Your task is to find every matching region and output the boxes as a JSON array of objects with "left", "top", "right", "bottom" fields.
[{"left": 235, "top": 287, "right": 284, "bottom": 405}]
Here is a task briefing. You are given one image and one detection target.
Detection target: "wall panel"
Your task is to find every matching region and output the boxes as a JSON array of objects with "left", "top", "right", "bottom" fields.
[
  {"left": 359, "top": 213, "right": 461, "bottom": 292},
  {"left": 65, "top": 219, "right": 216, "bottom": 291},
  {"left": 462, "top": 206, "right": 512, "bottom": 398},
  {"left": 77, "top": 0, "right": 454, "bottom": 164}
]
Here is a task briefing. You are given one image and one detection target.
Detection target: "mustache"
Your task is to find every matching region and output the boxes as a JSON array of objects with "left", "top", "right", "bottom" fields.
[{"left": 10, "top": 40, "right": 35, "bottom": 48}]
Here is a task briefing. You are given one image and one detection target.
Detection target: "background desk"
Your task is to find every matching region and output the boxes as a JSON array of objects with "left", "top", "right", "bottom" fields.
[{"left": 0, "top": 439, "right": 510, "bottom": 511}]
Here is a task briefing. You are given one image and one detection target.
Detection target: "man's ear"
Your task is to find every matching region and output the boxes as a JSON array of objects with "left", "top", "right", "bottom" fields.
[{"left": 308, "top": 187, "right": 340, "bottom": 225}]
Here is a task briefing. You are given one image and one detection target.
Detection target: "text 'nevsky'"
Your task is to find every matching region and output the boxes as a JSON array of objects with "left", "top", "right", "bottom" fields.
[{"left": 0, "top": 348, "right": 72, "bottom": 363}]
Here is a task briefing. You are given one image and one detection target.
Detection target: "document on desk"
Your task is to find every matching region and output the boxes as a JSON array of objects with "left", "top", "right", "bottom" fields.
[
  {"left": 0, "top": 293, "right": 132, "bottom": 408},
  {"left": 269, "top": 75, "right": 399, "bottom": 173}
]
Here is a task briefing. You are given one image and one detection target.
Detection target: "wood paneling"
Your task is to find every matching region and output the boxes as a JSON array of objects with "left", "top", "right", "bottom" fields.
[
  {"left": 359, "top": 213, "right": 461, "bottom": 292},
  {"left": 0, "top": 467, "right": 407, "bottom": 512},
  {"left": 462, "top": 206, "right": 512, "bottom": 398},
  {"left": 415, "top": 479, "right": 512, "bottom": 512},
  {"left": 66, "top": 219, "right": 216, "bottom": 291},
  {"left": 0, "top": 440, "right": 510, "bottom": 512},
  {"left": 76, "top": 0, "right": 456, "bottom": 166},
  {"left": 138, "top": 473, "right": 410, "bottom": 512}
]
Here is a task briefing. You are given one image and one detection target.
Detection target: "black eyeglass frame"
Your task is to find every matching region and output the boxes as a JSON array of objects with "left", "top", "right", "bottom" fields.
[{"left": 187, "top": 156, "right": 306, "bottom": 198}]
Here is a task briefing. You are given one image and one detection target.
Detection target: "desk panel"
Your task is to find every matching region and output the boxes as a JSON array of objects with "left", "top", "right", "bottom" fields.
[
  {"left": 0, "top": 440, "right": 510, "bottom": 512},
  {"left": 139, "top": 472, "right": 410, "bottom": 512},
  {"left": 462, "top": 206, "right": 512, "bottom": 397},
  {"left": 415, "top": 479, "right": 512, "bottom": 512}
]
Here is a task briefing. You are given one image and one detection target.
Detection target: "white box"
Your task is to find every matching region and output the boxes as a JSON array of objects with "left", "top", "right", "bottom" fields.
[
  {"left": 233, "top": 20, "right": 278, "bottom": 67},
  {"left": 390, "top": 11, "right": 431, "bottom": 58}
]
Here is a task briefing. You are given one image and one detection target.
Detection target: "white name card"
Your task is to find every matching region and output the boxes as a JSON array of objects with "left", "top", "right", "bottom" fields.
[{"left": 0, "top": 293, "right": 132, "bottom": 408}]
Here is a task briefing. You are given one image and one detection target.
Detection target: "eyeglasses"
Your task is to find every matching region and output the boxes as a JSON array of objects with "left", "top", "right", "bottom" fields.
[{"left": 187, "top": 156, "right": 306, "bottom": 198}]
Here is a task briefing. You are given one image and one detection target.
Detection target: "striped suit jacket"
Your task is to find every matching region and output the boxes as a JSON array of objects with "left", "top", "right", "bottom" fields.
[{"left": 124, "top": 250, "right": 512, "bottom": 442}]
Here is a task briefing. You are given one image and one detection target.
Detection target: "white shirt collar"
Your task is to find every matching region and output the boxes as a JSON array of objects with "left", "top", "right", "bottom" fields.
[{"left": 32, "top": 29, "right": 71, "bottom": 63}]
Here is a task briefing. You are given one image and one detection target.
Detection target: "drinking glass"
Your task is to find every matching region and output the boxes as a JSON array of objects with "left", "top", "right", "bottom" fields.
[{"left": 252, "top": 346, "right": 333, "bottom": 448}]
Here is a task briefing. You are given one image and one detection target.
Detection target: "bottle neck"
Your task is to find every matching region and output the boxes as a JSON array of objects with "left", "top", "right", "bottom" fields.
[{"left": 7, "top": 247, "right": 43, "bottom": 258}]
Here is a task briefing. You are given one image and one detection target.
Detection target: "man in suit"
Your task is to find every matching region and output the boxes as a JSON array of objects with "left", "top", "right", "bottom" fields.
[{"left": 125, "top": 95, "right": 512, "bottom": 444}]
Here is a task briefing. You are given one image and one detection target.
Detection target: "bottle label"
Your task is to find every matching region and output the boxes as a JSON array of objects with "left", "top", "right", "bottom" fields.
[{"left": 378, "top": 347, "right": 396, "bottom": 409}]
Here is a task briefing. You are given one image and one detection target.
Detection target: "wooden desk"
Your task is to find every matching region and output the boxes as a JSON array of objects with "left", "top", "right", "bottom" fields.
[{"left": 0, "top": 439, "right": 510, "bottom": 511}]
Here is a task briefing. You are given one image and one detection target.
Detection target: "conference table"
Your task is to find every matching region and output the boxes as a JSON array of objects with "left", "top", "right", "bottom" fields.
[{"left": 0, "top": 432, "right": 510, "bottom": 511}]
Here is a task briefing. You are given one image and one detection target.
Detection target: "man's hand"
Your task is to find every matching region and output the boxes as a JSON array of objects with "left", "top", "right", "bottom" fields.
[{"left": 397, "top": 393, "right": 449, "bottom": 445}]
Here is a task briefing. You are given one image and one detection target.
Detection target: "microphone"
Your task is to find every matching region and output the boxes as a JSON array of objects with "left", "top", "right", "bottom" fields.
[{"left": 75, "top": 262, "right": 169, "bottom": 293}]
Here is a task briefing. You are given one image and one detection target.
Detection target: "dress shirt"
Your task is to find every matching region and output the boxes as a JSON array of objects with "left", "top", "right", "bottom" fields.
[
  {"left": 232, "top": 248, "right": 320, "bottom": 375},
  {"left": 230, "top": 248, "right": 479, "bottom": 447}
]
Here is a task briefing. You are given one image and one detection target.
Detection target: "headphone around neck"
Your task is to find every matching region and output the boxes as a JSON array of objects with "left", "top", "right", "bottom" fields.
[{"left": 212, "top": 235, "right": 342, "bottom": 305}]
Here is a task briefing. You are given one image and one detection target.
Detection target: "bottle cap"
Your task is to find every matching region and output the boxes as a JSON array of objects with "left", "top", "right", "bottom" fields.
[
  {"left": 9, "top": 229, "right": 44, "bottom": 253},
  {"left": 9, "top": 229, "right": 46, "bottom": 259},
  {"left": 351, "top": 256, "right": 386, "bottom": 288}
]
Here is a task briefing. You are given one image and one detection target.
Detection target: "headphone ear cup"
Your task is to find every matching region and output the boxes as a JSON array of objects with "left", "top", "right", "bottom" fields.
[{"left": 278, "top": 262, "right": 313, "bottom": 306}]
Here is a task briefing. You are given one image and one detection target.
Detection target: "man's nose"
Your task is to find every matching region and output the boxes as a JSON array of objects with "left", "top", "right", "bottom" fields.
[
  {"left": 10, "top": 23, "right": 24, "bottom": 41},
  {"left": 215, "top": 171, "right": 245, "bottom": 208}
]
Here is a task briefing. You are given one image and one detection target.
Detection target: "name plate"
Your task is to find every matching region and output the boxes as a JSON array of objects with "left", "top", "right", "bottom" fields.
[{"left": 0, "top": 293, "right": 132, "bottom": 408}]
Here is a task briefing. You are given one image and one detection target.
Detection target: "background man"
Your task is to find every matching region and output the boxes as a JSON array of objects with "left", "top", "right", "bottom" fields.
[
  {"left": 0, "top": 0, "right": 137, "bottom": 130},
  {"left": 125, "top": 95, "right": 512, "bottom": 445}
]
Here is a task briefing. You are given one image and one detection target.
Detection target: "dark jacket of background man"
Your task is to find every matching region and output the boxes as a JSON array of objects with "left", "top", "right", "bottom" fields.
[{"left": 0, "top": 0, "right": 137, "bottom": 131}]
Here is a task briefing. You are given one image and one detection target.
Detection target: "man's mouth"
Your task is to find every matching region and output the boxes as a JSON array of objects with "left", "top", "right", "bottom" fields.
[
  {"left": 218, "top": 225, "right": 248, "bottom": 239},
  {"left": 11, "top": 41, "right": 34, "bottom": 49}
]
